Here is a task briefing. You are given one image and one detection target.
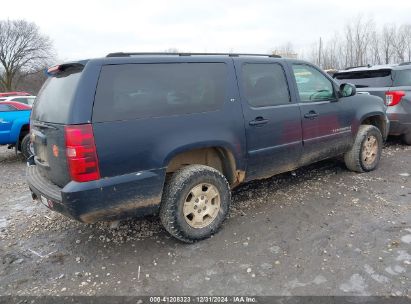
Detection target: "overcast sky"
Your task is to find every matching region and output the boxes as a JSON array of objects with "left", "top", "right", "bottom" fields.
[{"left": 2, "top": 0, "right": 411, "bottom": 61}]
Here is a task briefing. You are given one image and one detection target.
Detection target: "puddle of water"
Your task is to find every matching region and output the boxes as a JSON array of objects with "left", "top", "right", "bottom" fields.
[
  {"left": 401, "top": 235, "right": 411, "bottom": 244},
  {"left": 340, "top": 274, "right": 368, "bottom": 295},
  {"left": 0, "top": 218, "right": 8, "bottom": 229},
  {"left": 364, "top": 264, "right": 390, "bottom": 284},
  {"left": 396, "top": 250, "right": 411, "bottom": 261}
]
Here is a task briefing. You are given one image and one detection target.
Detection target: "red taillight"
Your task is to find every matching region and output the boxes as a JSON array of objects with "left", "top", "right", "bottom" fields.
[
  {"left": 65, "top": 124, "right": 100, "bottom": 182},
  {"left": 385, "top": 91, "right": 405, "bottom": 106},
  {"left": 47, "top": 65, "right": 60, "bottom": 74}
]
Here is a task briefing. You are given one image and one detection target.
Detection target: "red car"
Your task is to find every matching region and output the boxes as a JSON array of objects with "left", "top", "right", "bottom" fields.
[
  {"left": 0, "top": 91, "right": 31, "bottom": 97},
  {"left": 0, "top": 101, "right": 32, "bottom": 110}
]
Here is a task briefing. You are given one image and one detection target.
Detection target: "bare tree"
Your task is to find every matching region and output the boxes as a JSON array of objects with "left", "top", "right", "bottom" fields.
[
  {"left": 164, "top": 48, "right": 180, "bottom": 53},
  {"left": 304, "top": 17, "right": 411, "bottom": 69},
  {"left": 272, "top": 42, "right": 298, "bottom": 58},
  {"left": 0, "top": 19, "right": 54, "bottom": 91},
  {"left": 402, "top": 25, "right": 411, "bottom": 61},
  {"left": 380, "top": 24, "right": 396, "bottom": 64}
]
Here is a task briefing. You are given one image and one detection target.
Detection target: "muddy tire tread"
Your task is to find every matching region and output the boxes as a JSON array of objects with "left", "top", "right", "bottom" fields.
[
  {"left": 160, "top": 165, "right": 230, "bottom": 243},
  {"left": 344, "top": 125, "right": 382, "bottom": 173}
]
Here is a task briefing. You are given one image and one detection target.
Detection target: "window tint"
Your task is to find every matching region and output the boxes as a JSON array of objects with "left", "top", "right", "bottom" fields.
[
  {"left": 241, "top": 63, "right": 290, "bottom": 107},
  {"left": 393, "top": 69, "right": 411, "bottom": 86},
  {"left": 32, "top": 67, "right": 82, "bottom": 123},
  {"left": 93, "top": 63, "right": 227, "bottom": 122},
  {"left": 292, "top": 64, "right": 335, "bottom": 102},
  {"left": 0, "top": 104, "right": 13, "bottom": 111}
]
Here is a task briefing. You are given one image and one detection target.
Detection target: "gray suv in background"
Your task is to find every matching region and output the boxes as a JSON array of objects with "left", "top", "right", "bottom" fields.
[{"left": 334, "top": 63, "right": 411, "bottom": 144}]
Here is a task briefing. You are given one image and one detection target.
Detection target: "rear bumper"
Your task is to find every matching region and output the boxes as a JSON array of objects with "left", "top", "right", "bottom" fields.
[
  {"left": 387, "top": 108, "right": 411, "bottom": 136},
  {"left": 27, "top": 165, "right": 165, "bottom": 223}
]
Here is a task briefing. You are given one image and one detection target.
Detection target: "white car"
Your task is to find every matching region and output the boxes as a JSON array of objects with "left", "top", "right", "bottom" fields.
[{"left": 0, "top": 95, "right": 36, "bottom": 106}]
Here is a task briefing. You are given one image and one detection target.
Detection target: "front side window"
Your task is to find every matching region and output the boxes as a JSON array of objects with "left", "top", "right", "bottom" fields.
[
  {"left": 292, "top": 64, "right": 335, "bottom": 102},
  {"left": 241, "top": 63, "right": 290, "bottom": 107},
  {"left": 93, "top": 63, "right": 227, "bottom": 122}
]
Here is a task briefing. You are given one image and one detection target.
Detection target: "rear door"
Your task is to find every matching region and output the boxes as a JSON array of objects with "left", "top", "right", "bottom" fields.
[
  {"left": 290, "top": 63, "right": 353, "bottom": 165},
  {"left": 235, "top": 59, "right": 302, "bottom": 181}
]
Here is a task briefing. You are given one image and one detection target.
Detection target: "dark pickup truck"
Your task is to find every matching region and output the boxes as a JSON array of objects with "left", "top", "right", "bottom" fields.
[{"left": 27, "top": 53, "right": 389, "bottom": 242}]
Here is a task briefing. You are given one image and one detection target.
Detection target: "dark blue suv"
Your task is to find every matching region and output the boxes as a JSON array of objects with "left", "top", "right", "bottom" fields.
[{"left": 27, "top": 53, "right": 389, "bottom": 242}]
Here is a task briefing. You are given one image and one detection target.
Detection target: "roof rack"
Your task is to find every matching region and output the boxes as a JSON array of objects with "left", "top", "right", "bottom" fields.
[{"left": 106, "top": 52, "right": 281, "bottom": 58}]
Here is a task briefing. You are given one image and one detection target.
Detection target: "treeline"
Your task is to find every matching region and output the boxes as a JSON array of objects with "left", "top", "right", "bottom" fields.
[
  {"left": 0, "top": 19, "right": 54, "bottom": 93},
  {"left": 306, "top": 17, "right": 411, "bottom": 70}
]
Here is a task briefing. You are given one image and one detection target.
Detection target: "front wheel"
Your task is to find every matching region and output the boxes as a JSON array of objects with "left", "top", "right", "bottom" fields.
[
  {"left": 344, "top": 125, "right": 383, "bottom": 173},
  {"left": 160, "top": 165, "right": 231, "bottom": 243}
]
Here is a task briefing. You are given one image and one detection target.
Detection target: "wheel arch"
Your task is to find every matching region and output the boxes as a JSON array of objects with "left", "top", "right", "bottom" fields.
[
  {"left": 359, "top": 113, "right": 388, "bottom": 140},
  {"left": 163, "top": 143, "right": 245, "bottom": 187}
]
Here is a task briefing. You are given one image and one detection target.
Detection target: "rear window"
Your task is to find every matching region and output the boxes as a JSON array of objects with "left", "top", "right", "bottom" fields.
[
  {"left": 393, "top": 69, "right": 411, "bottom": 86},
  {"left": 334, "top": 69, "right": 393, "bottom": 87},
  {"left": 32, "top": 67, "right": 82, "bottom": 123},
  {"left": 93, "top": 63, "right": 227, "bottom": 122}
]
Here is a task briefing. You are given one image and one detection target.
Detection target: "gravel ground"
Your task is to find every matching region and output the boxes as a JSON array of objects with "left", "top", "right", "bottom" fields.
[{"left": 0, "top": 140, "right": 410, "bottom": 296}]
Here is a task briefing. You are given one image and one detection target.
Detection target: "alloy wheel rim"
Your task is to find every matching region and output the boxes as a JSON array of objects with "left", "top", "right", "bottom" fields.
[
  {"left": 183, "top": 183, "right": 221, "bottom": 229},
  {"left": 362, "top": 135, "right": 378, "bottom": 165}
]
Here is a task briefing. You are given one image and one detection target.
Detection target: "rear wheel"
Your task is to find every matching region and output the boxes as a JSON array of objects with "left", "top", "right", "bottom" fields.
[
  {"left": 160, "top": 165, "right": 230, "bottom": 243},
  {"left": 20, "top": 134, "right": 32, "bottom": 159},
  {"left": 344, "top": 125, "right": 383, "bottom": 173}
]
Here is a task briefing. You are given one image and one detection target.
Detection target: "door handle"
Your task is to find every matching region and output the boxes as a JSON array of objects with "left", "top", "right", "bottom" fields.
[
  {"left": 304, "top": 111, "right": 319, "bottom": 119},
  {"left": 249, "top": 117, "right": 269, "bottom": 126}
]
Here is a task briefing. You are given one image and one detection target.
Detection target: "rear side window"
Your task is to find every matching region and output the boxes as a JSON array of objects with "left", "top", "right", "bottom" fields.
[
  {"left": 32, "top": 67, "right": 82, "bottom": 123},
  {"left": 0, "top": 104, "right": 13, "bottom": 111},
  {"left": 393, "top": 69, "right": 411, "bottom": 86},
  {"left": 334, "top": 70, "right": 393, "bottom": 87},
  {"left": 241, "top": 63, "right": 290, "bottom": 107},
  {"left": 93, "top": 63, "right": 227, "bottom": 122},
  {"left": 13, "top": 97, "right": 28, "bottom": 104}
]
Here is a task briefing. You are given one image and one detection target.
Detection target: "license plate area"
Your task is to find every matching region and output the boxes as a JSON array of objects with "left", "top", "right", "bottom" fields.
[{"left": 40, "top": 195, "right": 54, "bottom": 209}]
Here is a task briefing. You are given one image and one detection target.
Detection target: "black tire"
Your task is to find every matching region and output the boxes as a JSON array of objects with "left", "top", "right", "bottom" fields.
[
  {"left": 403, "top": 132, "right": 411, "bottom": 145},
  {"left": 20, "top": 134, "right": 32, "bottom": 159},
  {"left": 160, "top": 165, "right": 231, "bottom": 243},
  {"left": 344, "top": 125, "right": 383, "bottom": 173}
]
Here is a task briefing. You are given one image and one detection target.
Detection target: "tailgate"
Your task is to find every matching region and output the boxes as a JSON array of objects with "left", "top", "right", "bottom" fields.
[
  {"left": 31, "top": 121, "right": 70, "bottom": 187},
  {"left": 30, "top": 63, "right": 84, "bottom": 187}
]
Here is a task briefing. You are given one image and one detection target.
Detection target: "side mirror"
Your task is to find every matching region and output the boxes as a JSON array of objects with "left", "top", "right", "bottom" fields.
[{"left": 340, "top": 83, "right": 356, "bottom": 97}]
